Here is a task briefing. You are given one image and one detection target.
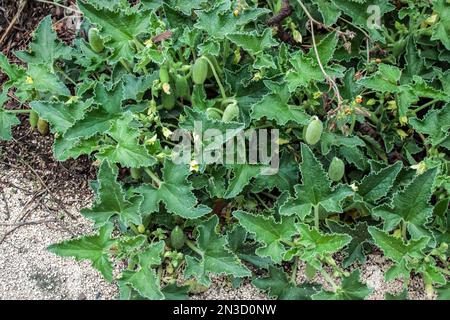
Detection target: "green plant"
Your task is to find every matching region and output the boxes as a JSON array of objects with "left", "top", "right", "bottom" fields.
[{"left": 0, "top": 0, "right": 449, "bottom": 300}]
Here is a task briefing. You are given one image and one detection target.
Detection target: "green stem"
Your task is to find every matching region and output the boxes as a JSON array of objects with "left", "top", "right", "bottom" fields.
[
  {"left": 436, "top": 266, "right": 450, "bottom": 276},
  {"left": 57, "top": 69, "right": 77, "bottom": 86},
  {"left": 319, "top": 268, "right": 339, "bottom": 292},
  {"left": 348, "top": 111, "right": 357, "bottom": 135},
  {"left": 2, "top": 109, "right": 31, "bottom": 114},
  {"left": 254, "top": 193, "right": 270, "bottom": 211},
  {"left": 281, "top": 239, "right": 296, "bottom": 247},
  {"left": 129, "top": 224, "right": 140, "bottom": 235},
  {"left": 290, "top": 257, "right": 299, "bottom": 284},
  {"left": 120, "top": 59, "right": 133, "bottom": 73},
  {"left": 314, "top": 205, "right": 320, "bottom": 229},
  {"left": 208, "top": 107, "right": 224, "bottom": 115},
  {"left": 412, "top": 99, "right": 439, "bottom": 114},
  {"left": 401, "top": 221, "right": 407, "bottom": 242},
  {"left": 133, "top": 39, "right": 145, "bottom": 51},
  {"left": 185, "top": 239, "right": 203, "bottom": 256},
  {"left": 143, "top": 168, "right": 162, "bottom": 186},
  {"left": 201, "top": 56, "right": 227, "bottom": 100}
]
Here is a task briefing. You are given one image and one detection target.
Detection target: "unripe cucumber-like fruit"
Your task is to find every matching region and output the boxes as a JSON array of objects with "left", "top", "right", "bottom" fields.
[
  {"left": 175, "top": 75, "right": 189, "bottom": 98},
  {"left": 88, "top": 28, "right": 104, "bottom": 53},
  {"left": 159, "top": 65, "right": 170, "bottom": 84},
  {"left": 37, "top": 118, "right": 48, "bottom": 135},
  {"left": 162, "top": 91, "right": 176, "bottom": 110},
  {"left": 137, "top": 224, "right": 145, "bottom": 233},
  {"left": 206, "top": 108, "right": 222, "bottom": 120},
  {"left": 222, "top": 102, "right": 239, "bottom": 122},
  {"left": 170, "top": 226, "right": 186, "bottom": 250},
  {"left": 305, "top": 117, "right": 323, "bottom": 145},
  {"left": 130, "top": 168, "right": 141, "bottom": 180},
  {"left": 328, "top": 157, "right": 345, "bottom": 182},
  {"left": 29, "top": 110, "right": 38, "bottom": 130},
  {"left": 192, "top": 57, "right": 209, "bottom": 85}
]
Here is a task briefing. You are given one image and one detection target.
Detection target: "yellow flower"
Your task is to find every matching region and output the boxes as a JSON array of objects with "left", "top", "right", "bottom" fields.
[
  {"left": 276, "top": 138, "right": 290, "bottom": 145},
  {"left": 411, "top": 162, "right": 427, "bottom": 175},
  {"left": 162, "top": 82, "right": 171, "bottom": 94},
  {"left": 396, "top": 128, "right": 408, "bottom": 140},
  {"left": 399, "top": 116, "right": 408, "bottom": 126},
  {"left": 65, "top": 96, "right": 79, "bottom": 104},
  {"left": 252, "top": 72, "right": 262, "bottom": 81},
  {"left": 145, "top": 134, "right": 158, "bottom": 145},
  {"left": 25, "top": 76, "right": 34, "bottom": 84},
  {"left": 313, "top": 91, "right": 323, "bottom": 99},
  {"left": 386, "top": 100, "right": 397, "bottom": 111},
  {"left": 162, "top": 127, "right": 172, "bottom": 139},
  {"left": 144, "top": 39, "right": 153, "bottom": 47},
  {"left": 190, "top": 160, "right": 200, "bottom": 172}
]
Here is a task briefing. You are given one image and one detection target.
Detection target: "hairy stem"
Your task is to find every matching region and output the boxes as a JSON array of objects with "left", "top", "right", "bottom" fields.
[
  {"left": 2, "top": 109, "right": 31, "bottom": 114},
  {"left": 319, "top": 267, "right": 339, "bottom": 292},
  {"left": 185, "top": 239, "right": 202, "bottom": 256},
  {"left": 314, "top": 205, "right": 320, "bottom": 229},
  {"left": 143, "top": 168, "right": 162, "bottom": 187},
  {"left": 201, "top": 56, "right": 227, "bottom": 100},
  {"left": 296, "top": 0, "right": 343, "bottom": 108},
  {"left": 290, "top": 256, "right": 299, "bottom": 284},
  {"left": 120, "top": 59, "right": 133, "bottom": 73},
  {"left": 401, "top": 221, "right": 407, "bottom": 242}
]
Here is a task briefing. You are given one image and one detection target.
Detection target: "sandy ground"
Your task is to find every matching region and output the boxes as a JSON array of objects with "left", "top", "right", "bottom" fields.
[
  {"left": 0, "top": 165, "right": 430, "bottom": 300},
  {"left": 0, "top": 167, "right": 117, "bottom": 300}
]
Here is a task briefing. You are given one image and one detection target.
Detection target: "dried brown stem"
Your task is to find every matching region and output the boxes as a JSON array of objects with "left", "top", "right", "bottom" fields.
[{"left": 267, "top": 0, "right": 293, "bottom": 26}]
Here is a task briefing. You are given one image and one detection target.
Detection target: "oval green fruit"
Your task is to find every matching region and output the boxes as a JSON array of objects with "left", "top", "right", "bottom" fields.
[
  {"left": 29, "top": 110, "right": 38, "bottom": 130},
  {"left": 305, "top": 117, "right": 323, "bottom": 145},
  {"left": 162, "top": 92, "right": 176, "bottom": 110},
  {"left": 328, "top": 157, "right": 345, "bottom": 181},
  {"left": 175, "top": 75, "right": 189, "bottom": 98},
  {"left": 192, "top": 57, "right": 209, "bottom": 85},
  {"left": 137, "top": 224, "right": 146, "bottom": 233},
  {"left": 130, "top": 168, "right": 141, "bottom": 180},
  {"left": 88, "top": 28, "right": 104, "bottom": 53},
  {"left": 159, "top": 65, "right": 170, "bottom": 84},
  {"left": 170, "top": 226, "right": 186, "bottom": 250},
  {"left": 37, "top": 118, "right": 48, "bottom": 135},
  {"left": 222, "top": 102, "right": 239, "bottom": 122}
]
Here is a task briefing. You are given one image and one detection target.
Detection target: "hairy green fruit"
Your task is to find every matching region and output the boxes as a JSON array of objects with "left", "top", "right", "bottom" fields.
[
  {"left": 159, "top": 65, "right": 170, "bottom": 85},
  {"left": 29, "top": 110, "right": 38, "bottom": 130},
  {"left": 305, "top": 117, "right": 323, "bottom": 145},
  {"left": 175, "top": 75, "right": 189, "bottom": 98},
  {"left": 37, "top": 118, "right": 48, "bottom": 135},
  {"left": 192, "top": 57, "right": 209, "bottom": 85},
  {"left": 88, "top": 28, "right": 104, "bottom": 53},
  {"left": 170, "top": 226, "right": 186, "bottom": 250},
  {"left": 328, "top": 157, "right": 345, "bottom": 182},
  {"left": 137, "top": 224, "right": 145, "bottom": 233},
  {"left": 130, "top": 168, "right": 141, "bottom": 180},
  {"left": 222, "top": 102, "right": 239, "bottom": 122},
  {"left": 162, "top": 92, "right": 176, "bottom": 110}
]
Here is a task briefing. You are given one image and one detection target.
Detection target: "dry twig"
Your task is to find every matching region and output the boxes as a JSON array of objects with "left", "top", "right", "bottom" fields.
[{"left": 0, "top": 0, "right": 27, "bottom": 46}]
